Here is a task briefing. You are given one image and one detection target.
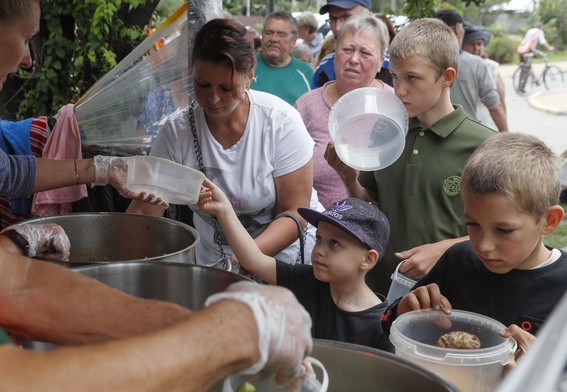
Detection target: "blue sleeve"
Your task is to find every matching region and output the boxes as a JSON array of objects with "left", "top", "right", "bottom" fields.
[
  {"left": 311, "top": 54, "right": 336, "bottom": 89},
  {"left": 311, "top": 65, "right": 324, "bottom": 89},
  {"left": 0, "top": 149, "right": 37, "bottom": 197}
]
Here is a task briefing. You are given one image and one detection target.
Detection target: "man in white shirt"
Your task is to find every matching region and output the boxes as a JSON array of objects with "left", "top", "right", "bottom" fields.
[{"left": 518, "top": 23, "right": 555, "bottom": 62}]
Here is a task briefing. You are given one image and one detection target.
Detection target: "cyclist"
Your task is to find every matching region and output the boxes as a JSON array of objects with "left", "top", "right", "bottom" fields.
[{"left": 517, "top": 23, "right": 555, "bottom": 63}]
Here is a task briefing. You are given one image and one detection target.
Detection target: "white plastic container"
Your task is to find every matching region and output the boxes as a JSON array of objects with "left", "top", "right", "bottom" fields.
[
  {"left": 390, "top": 309, "right": 516, "bottom": 392},
  {"left": 126, "top": 156, "right": 205, "bottom": 205},
  {"left": 328, "top": 87, "right": 408, "bottom": 171},
  {"left": 386, "top": 260, "right": 417, "bottom": 304}
]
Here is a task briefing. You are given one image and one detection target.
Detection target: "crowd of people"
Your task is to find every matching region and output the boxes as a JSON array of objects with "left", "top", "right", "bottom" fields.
[
  {"left": 1, "top": 0, "right": 566, "bottom": 389},
  {"left": 0, "top": 1, "right": 314, "bottom": 389}
]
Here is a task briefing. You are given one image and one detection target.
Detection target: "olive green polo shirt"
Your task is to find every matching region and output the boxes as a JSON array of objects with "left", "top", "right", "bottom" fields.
[{"left": 359, "top": 106, "right": 496, "bottom": 295}]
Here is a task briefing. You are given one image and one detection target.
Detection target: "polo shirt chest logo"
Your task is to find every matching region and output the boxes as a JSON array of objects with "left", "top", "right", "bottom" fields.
[{"left": 443, "top": 176, "right": 461, "bottom": 196}]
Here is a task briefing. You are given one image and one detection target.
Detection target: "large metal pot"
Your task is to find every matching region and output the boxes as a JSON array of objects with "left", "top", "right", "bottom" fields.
[
  {"left": 210, "top": 339, "right": 458, "bottom": 392},
  {"left": 18, "top": 213, "right": 199, "bottom": 265},
  {"left": 70, "top": 261, "right": 247, "bottom": 309},
  {"left": 308, "top": 340, "right": 458, "bottom": 391},
  {"left": 22, "top": 262, "right": 249, "bottom": 350}
]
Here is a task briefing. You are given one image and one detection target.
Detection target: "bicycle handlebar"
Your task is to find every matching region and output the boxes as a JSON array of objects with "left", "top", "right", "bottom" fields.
[{"left": 533, "top": 49, "right": 548, "bottom": 59}]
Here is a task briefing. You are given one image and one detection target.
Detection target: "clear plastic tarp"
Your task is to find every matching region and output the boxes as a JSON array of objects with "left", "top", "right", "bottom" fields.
[{"left": 75, "top": 0, "right": 222, "bottom": 156}]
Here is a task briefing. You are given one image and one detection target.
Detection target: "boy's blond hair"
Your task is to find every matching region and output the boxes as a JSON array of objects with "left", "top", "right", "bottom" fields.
[
  {"left": 461, "top": 133, "right": 561, "bottom": 219},
  {"left": 389, "top": 18, "right": 459, "bottom": 77},
  {"left": 0, "top": 0, "right": 38, "bottom": 25}
]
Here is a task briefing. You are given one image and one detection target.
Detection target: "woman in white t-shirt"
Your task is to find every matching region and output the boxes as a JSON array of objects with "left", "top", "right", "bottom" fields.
[{"left": 128, "top": 18, "right": 319, "bottom": 266}]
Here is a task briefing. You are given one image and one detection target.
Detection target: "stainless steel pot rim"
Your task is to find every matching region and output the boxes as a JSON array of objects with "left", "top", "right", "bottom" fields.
[
  {"left": 70, "top": 261, "right": 251, "bottom": 280},
  {"left": 20, "top": 212, "right": 196, "bottom": 229},
  {"left": 19, "top": 212, "right": 201, "bottom": 262},
  {"left": 312, "top": 339, "right": 459, "bottom": 391}
]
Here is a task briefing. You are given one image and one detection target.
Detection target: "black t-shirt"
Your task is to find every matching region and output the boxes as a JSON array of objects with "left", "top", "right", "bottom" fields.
[
  {"left": 415, "top": 242, "right": 567, "bottom": 335},
  {"left": 276, "top": 261, "right": 394, "bottom": 352}
]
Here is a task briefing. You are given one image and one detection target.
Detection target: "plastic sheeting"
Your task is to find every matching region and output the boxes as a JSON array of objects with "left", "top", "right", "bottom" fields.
[{"left": 75, "top": 0, "right": 222, "bottom": 156}]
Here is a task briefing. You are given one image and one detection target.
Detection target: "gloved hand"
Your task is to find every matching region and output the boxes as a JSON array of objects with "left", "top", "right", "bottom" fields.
[
  {"left": 2, "top": 223, "right": 71, "bottom": 260},
  {"left": 93, "top": 156, "right": 168, "bottom": 207},
  {"left": 205, "top": 281, "right": 313, "bottom": 388}
]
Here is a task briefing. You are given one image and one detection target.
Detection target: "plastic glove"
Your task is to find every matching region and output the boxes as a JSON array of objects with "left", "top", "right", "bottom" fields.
[
  {"left": 92, "top": 156, "right": 168, "bottom": 208},
  {"left": 3, "top": 223, "right": 70, "bottom": 260},
  {"left": 92, "top": 155, "right": 128, "bottom": 187},
  {"left": 205, "top": 281, "right": 313, "bottom": 387}
]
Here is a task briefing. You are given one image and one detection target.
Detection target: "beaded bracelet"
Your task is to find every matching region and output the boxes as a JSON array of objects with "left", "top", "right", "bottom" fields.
[{"left": 73, "top": 159, "right": 79, "bottom": 185}]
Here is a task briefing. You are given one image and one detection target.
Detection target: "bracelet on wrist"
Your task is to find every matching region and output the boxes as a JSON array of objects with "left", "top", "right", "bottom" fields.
[{"left": 73, "top": 159, "right": 79, "bottom": 185}]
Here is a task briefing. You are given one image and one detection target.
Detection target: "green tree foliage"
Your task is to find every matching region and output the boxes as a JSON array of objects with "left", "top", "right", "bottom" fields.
[
  {"left": 154, "top": 0, "right": 185, "bottom": 26},
  {"left": 537, "top": 0, "right": 566, "bottom": 50},
  {"left": 0, "top": 0, "right": 161, "bottom": 120},
  {"left": 398, "top": 0, "right": 486, "bottom": 20},
  {"left": 484, "top": 34, "right": 517, "bottom": 64},
  {"left": 444, "top": 0, "right": 508, "bottom": 22},
  {"left": 402, "top": 0, "right": 438, "bottom": 20}
]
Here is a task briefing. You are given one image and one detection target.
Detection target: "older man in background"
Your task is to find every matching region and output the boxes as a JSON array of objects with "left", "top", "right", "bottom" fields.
[
  {"left": 461, "top": 23, "right": 507, "bottom": 131},
  {"left": 434, "top": 10, "right": 508, "bottom": 132},
  {"left": 251, "top": 11, "right": 314, "bottom": 105}
]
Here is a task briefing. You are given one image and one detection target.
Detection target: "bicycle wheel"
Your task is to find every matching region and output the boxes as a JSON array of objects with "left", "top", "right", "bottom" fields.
[
  {"left": 513, "top": 66, "right": 534, "bottom": 96},
  {"left": 543, "top": 65, "right": 565, "bottom": 91}
]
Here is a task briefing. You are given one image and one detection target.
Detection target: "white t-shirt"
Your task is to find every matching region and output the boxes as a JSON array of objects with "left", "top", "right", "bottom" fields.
[
  {"left": 151, "top": 89, "right": 318, "bottom": 265},
  {"left": 522, "top": 27, "right": 548, "bottom": 52}
]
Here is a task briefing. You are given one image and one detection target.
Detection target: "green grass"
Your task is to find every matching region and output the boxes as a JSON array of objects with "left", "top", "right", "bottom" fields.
[
  {"left": 548, "top": 50, "right": 567, "bottom": 62},
  {"left": 544, "top": 203, "right": 567, "bottom": 250}
]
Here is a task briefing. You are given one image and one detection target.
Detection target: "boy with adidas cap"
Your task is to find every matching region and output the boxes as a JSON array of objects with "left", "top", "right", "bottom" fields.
[{"left": 198, "top": 178, "right": 393, "bottom": 351}]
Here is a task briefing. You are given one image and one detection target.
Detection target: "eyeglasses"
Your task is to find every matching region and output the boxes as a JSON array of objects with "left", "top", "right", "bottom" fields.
[
  {"left": 326, "top": 15, "right": 351, "bottom": 26},
  {"left": 263, "top": 29, "right": 294, "bottom": 39}
]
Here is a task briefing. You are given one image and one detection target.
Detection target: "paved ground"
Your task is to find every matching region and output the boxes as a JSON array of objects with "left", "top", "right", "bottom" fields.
[
  {"left": 498, "top": 60, "right": 567, "bottom": 157},
  {"left": 528, "top": 90, "right": 567, "bottom": 115},
  {"left": 499, "top": 60, "right": 567, "bottom": 116}
]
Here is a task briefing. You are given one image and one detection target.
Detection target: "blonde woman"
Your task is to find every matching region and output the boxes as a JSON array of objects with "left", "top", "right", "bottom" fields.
[{"left": 295, "top": 14, "right": 392, "bottom": 208}]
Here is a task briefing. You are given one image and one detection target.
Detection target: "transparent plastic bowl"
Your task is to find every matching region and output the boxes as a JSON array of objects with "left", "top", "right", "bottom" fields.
[
  {"left": 328, "top": 87, "right": 408, "bottom": 171},
  {"left": 126, "top": 156, "right": 205, "bottom": 205},
  {"left": 390, "top": 309, "right": 516, "bottom": 392}
]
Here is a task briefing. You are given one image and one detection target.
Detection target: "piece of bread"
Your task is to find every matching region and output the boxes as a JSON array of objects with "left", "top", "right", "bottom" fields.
[{"left": 435, "top": 331, "right": 481, "bottom": 349}]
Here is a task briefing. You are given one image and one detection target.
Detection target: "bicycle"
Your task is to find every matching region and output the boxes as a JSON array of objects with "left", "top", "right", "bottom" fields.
[{"left": 512, "top": 49, "right": 565, "bottom": 96}]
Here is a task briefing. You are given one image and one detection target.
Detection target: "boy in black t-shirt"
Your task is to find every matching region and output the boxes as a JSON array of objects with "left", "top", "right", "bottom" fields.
[
  {"left": 382, "top": 133, "right": 566, "bottom": 364},
  {"left": 198, "top": 181, "right": 393, "bottom": 351}
]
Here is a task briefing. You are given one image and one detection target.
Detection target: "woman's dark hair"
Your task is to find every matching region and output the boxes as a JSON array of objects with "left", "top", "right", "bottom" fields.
[
  {"left": 375, "top": 13, "right": 397, "bottom": 44},
  {"left": 192, "top": 18, "right": 256, "bottom": 99},
  {"left": 0, "top": 0, "right": 38, "bottom": 26}
]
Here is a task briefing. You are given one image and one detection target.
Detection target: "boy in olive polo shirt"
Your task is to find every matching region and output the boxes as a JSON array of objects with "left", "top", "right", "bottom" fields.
[{"left": 327, "top": 18, "right": 496, "bottom": 295}]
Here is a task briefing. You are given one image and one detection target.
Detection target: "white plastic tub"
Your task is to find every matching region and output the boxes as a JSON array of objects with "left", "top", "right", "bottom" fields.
[{"left": 390, "top": 309, "right": 516, "bottom": 392}]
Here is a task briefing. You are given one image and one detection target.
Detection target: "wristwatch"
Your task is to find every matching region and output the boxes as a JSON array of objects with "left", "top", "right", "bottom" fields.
[{"left": 2, "top": 229, "right": 30, "bottom": 256}]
